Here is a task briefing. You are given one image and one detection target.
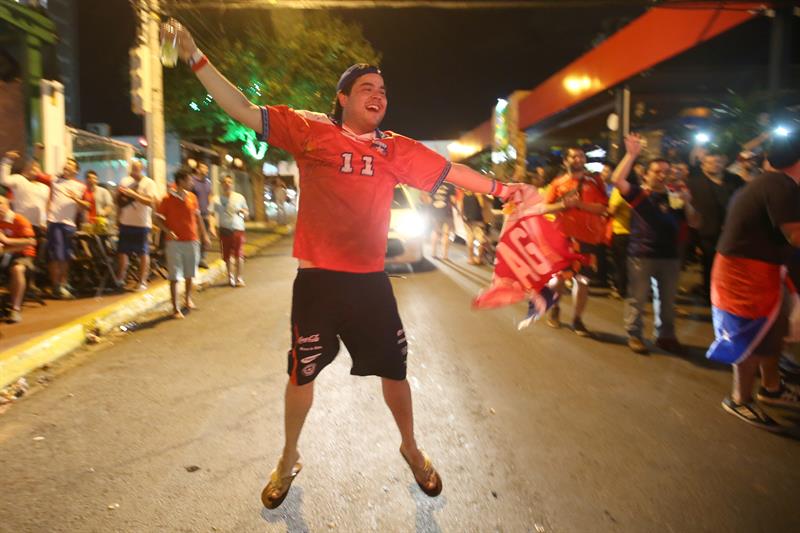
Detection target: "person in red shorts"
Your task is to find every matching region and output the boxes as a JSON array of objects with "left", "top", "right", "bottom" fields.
[
  {"left": 169, "top": 21, "right": 530, "bottom": 508},
  {"left": 539, "top": 147, "right": 609, "bottom": 337},
  {"left": 211, "top": 174, "right": 249, "bottom": 287},
  {"left": 0, "top": 196, "right": 37, "bottom": 323}
]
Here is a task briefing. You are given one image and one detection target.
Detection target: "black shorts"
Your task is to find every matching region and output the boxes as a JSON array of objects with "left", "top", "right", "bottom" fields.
[
  {"left": 429, "top": 207, "right": 452, "bottom": 227},
  {"left": 575, "top": 240, "right": 598, "bottom": 278},
  {"left": 287, "top": 269, "right": 408, "bottom": 385}
]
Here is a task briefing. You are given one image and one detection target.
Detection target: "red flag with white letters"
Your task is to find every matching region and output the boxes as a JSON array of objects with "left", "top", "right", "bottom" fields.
[{"left": 473, "top": 188, "right": 588, "bottom": 310}]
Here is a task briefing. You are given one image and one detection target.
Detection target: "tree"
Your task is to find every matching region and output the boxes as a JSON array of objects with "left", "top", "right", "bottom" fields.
[
  {"left": 708, "top": 89, "right": 799, "bottom": 156},
  {"left": 163, "top": 11, "right": 380, "bottom": 164}
]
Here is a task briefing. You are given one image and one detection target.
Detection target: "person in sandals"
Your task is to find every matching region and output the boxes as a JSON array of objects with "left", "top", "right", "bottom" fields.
[{"left": 168, "top": 20, "right": 529, "bottom": 508}]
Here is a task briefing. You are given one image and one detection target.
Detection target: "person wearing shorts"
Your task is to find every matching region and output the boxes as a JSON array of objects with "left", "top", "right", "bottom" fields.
[
  {"left": 211, "top": 174, "right": 249, "bottom": 287},
  {"left": 426, "top": 182, "right": 454, "bottom": 259},
  {"left": 539, "top": 147, "right": 608, "bottom": 337},
  {"left": 115, "top": 161, "right": 157, "bottom": 291},
  {"left": 0, "top": 196, "right": 37, "bottom": 323},
  {"left": 171, "top": 22, "right": 531, "bottom": 508},
  {"left": 706, "top": 135, "right": 800, "bottom": 433},
  {"left": 155, "top": 168, "right": 210, "bottom": 319},
  {"left": 46, "top": 157, "right": 88, "bottom": 299}
]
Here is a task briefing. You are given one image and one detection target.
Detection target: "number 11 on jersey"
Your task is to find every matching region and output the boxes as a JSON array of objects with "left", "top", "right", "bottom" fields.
[{"left": 340, "top": 153, "right": 375, "bottom": 177}]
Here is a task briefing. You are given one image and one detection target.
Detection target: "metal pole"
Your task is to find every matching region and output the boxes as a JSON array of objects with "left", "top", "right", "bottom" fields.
[
  {"left": 767, "top": 7, "right": 787, "bottom": 103},
  {"left": 611, "top": 85, "right": 630, "bottom": 163},
  {"left": 145, "top": 0, "right": 167, "bottom": 195}
]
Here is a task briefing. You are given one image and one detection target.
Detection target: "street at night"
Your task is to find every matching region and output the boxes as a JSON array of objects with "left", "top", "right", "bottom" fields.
[
  {"left": 3, "top": 1, "right": 800, "bottom": 531},
  {"left": 2, "top": 238, "right": 798, "bottom": 532}
]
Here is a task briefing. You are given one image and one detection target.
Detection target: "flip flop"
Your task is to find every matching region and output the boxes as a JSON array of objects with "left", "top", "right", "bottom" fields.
[
  {"left": 400, "top": 448, "right": 442, "bottom": 497},
  {"left": 261, "top": 458, "right": 303, "bottom": 509}
]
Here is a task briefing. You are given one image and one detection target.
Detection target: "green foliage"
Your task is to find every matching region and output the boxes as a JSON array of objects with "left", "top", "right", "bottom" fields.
[
  {"left": 463, "top": 151, "right": 493, "bottom": 175},
  {"left": 706, "top": 89, "right": 798, "bottom": 156},
  {"left": 163, "top": 12, "right": 380, "bottom": 164}
]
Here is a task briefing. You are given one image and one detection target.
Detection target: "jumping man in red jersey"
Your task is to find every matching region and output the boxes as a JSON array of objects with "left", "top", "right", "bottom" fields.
[{"left": 170, "top": 22, "right": 530, "bottom": 509}]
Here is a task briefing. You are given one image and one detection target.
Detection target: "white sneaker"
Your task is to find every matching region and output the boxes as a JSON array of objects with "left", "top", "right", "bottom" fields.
[
  {"left": 8, "top": 309, "right": 22, "bottom": 323},
  {"left": 58, "top": 286, "right": 76, "bottom": 300},
  {"left": 135, "top": 283, "right": 148, "bottom": 292}
]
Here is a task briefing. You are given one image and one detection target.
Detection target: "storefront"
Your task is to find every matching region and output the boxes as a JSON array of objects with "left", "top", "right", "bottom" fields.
[{"left": 0, "top": 0, "right": 58, "bottom": 152}]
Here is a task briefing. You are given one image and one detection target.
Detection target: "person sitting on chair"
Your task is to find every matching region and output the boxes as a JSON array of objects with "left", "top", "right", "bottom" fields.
[{"left": 0, "top": 196, "right": 37, "bottom": 323}]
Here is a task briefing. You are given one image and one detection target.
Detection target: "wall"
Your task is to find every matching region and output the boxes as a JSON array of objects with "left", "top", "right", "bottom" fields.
[{"left": 0, "top": 80, "right": 26, "bottom": 153}]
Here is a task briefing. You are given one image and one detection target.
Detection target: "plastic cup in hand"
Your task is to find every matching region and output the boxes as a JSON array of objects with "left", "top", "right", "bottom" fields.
[
  {"left": 668, "top": 191, "right": 684, "bottom": 210},
  {"left": 160, "top": 19, "right": 179, "bottom": 68}
]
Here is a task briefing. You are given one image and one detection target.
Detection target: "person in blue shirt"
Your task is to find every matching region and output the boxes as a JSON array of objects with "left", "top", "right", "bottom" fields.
[{"left": 611, "top": 134, "right": 700, "bottom": 355}]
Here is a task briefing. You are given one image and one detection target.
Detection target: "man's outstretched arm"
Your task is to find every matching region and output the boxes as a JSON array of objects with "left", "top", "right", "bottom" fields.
[
  {"left": 446, "top": 163, "right": 523, "bottom": 201},
  {"left": 173, "top": 22, "right": 262, "bottom": 135}
]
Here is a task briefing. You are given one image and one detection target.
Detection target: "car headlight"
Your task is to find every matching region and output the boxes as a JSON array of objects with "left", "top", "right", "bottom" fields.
[{"left": 396, "top": 212, "right": 425, "bottom": 237}]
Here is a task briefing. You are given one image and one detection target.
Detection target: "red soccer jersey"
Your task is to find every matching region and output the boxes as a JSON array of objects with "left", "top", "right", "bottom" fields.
[
  {"left": 157, "top": 189, "right": 200, "bottom": 242},
  {"left": 0, "top": 212, "right": 36, "bottom": 257},
  {"left": 82, "top": 188, "right": 97, "bottom": 223},
  {"left": 260, "top": 106, "right": 451, "bottom": 273},
  {"left": 545, "top": 173, "right": 609, "bottom": 244}
]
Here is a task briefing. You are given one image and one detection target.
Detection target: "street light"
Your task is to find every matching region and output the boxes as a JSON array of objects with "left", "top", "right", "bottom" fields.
[
  {"left": 694, "top": 132, "right": 710, "bottom": 145},
  {"left": 774, "top": 126, "right": 791, "bottom": 137}
]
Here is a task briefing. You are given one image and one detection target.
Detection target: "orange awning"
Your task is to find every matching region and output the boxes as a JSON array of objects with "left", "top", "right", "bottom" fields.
[{"left": 455, "top": 2, "right": 765, "bottom": 156}]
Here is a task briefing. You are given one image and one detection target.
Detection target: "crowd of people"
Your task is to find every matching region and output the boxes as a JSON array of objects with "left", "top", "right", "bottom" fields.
[
  {"left": 0, "top": 150, "right": 251, "bottom": 324},
  {"left": 423, "top": 130, "right": 800, "bottom": 434}
]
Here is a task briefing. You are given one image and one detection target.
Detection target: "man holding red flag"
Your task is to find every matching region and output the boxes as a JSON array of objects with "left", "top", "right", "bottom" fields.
[
  {"left": 472, "top": 185, "right": 588, "bottom": 320},
  {"left": 538, "top": 147, "right": 608, "bottom": 337},
  {"left": 168, "top": 21, "right": 531, "bottom": 508}
]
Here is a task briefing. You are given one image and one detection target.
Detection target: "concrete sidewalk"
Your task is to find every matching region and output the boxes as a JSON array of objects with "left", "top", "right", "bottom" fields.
[{"left": 0, "top": 222, "right": 290, "bottom": 390}]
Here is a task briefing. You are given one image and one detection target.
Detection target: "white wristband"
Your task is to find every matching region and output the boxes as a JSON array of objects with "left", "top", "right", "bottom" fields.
[{"left": 188, "top": 48, "right": 204, "bottom": 66}]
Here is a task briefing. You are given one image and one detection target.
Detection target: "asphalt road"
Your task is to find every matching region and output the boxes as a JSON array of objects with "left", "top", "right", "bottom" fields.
[{"left": 1, "top": 238, "right": 799, "bottom": 533}]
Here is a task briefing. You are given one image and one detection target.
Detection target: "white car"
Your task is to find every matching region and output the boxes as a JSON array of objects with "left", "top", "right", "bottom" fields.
[{"left": 386, "top": 185, "right": 426, "bottom": 267}]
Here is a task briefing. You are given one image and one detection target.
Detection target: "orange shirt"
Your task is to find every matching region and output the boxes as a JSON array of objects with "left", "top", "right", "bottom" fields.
[
  {"left": 261, "top": 105, "right": 450, "bottom": 273},
  {"left": 0, "top": 211, "right": 36, "bottom": 257},
  {"left": 82, "top": 188, "right": 97, "bottom": 223},
  {"left": 157, "top": 189, "right": 199, "bottom": 242},
  {"left": 545, "top": 173, "right": 608, "bottom": 244}
]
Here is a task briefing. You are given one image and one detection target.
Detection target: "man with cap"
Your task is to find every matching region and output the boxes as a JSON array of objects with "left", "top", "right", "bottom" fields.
[{"left": 170, "top": 22, "right": 530, "bottom": 508}]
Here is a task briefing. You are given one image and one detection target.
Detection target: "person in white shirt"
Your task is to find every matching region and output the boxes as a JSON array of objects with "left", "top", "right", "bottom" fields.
[
  {"left": 47, "top": 157, "right": 89, "bottom": 299},
  {"left": 0, "top": 151, "right": 50, "bottom": 239},
  {"left": 211, "top": 174, "right": 249, "bottom": 286},
  {"left": 115, "top": 160, "right": 157, "bottom": 291}
]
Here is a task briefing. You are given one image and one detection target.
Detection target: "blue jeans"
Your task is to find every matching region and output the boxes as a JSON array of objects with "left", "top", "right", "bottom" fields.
[{"left": 624, "top": 257, "right": 680, "bottom": 340}]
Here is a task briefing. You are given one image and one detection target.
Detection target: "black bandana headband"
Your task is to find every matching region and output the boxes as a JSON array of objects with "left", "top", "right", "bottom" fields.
[{"left": 336, "top": 63, "right": 382, "bottom": 93}]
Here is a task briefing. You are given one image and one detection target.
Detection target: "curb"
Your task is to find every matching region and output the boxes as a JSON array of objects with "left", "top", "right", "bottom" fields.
[{"left": 0, "top": 231, "right": 285, "bottom": 389}]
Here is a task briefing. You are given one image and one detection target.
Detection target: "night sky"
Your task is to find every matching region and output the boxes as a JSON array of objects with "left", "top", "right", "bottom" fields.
[{"left": 77, "top": 1, "right": 783, "bottom": 141}]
